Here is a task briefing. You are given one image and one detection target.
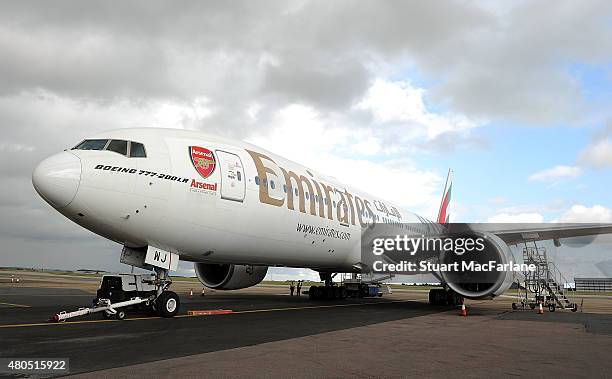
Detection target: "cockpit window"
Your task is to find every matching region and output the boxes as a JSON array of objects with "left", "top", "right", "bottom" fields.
[
  {"left": 129, "top": 142, "right": 146, "bottom": 158},
  {"left": 106, "top": 140, "right": 128, "bottom": 156},
  {"left": 73, "top": 138, "right": 147, "bottom": 158},
  {"left": 73, "top": 139, "right": 108, "bottom": 151}
]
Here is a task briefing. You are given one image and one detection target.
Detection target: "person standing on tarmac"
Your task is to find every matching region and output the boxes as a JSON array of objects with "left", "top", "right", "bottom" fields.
[
  {"left": 296, "top": 280, "right": 302, "bottom": 297},
  {"left": 290, "top": 281, "right": 295, "bottom": 296}
]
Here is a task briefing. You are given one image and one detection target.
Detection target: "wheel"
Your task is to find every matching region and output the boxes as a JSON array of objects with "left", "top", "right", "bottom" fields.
[
  {"left": 312, "top": 286, "right": 321, "bottom": 300},
  {"left": 156, "top": 291, "right": 180, "bottom": 318},
  {"left": 340, "top": 287, "right": 347, "bottom": 299},
  {"left": 548, "top": 303, "right": 556, "bottom": 312},
  {"left": 116, "top": 310, "right": 126, "bottom": 320},
  {"left": 450, "top": 292, "right": 463, "bottom": 306},
  {"left": 145, "top": 302, "right": 157, "bottom": 316},
  {"left": 429, "top": 289, "right": 448, "bottom": 306},
  {"left": 571, "top": 303, "right": 578, "bottom": 312},
  {"left": 308, "top": 286, "right": 316, "bottom": 300},
  {"left": 512, "top": 303, "right": 518, "bottom": 310}
]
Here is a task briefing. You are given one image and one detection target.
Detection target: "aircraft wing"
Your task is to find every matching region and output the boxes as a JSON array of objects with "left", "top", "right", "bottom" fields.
[{"left": 479, "top": 223, "right": 612, "bottom": 245}]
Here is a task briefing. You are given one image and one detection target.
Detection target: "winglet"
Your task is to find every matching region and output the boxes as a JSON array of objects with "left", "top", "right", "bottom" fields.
[{"left": 437, "top": 169, "right": 453, "bottom": 224}]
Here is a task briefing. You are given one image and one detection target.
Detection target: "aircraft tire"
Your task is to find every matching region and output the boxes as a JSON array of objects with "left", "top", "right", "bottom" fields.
[{"left": 156, "top": 291, "right": 180, "bottom": 318}]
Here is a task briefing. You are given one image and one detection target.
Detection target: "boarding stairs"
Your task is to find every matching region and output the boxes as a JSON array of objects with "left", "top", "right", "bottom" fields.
[{"left": 522, "top": 246, "right": 576, "bottom": 310}]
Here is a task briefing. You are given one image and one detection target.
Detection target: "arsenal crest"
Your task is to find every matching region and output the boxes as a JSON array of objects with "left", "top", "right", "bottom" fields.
[{"left": 189, "top": 146, "right": 216, "bottom": 179}]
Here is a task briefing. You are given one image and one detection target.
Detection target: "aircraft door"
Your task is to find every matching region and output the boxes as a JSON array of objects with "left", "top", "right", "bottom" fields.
[{"left": 216, "top": 150, "right": 245, "bottom": 202}]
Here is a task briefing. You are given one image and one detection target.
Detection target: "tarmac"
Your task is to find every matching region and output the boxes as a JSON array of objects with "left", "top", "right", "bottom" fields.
[{"left": 1, "top": 270, "right": 612, "bottom": 378}]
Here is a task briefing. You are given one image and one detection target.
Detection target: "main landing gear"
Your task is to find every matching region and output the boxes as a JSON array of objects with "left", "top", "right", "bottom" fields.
[
  {"left": 428, "top": 288, "right": 464, "bottom": 306},
  {"left": 309, "top": 273, "right": 348, "bottom": 300}
]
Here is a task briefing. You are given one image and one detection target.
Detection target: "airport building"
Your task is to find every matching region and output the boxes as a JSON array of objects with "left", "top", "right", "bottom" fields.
[{"left": 574, "top": 277, "right": 612, "bottom": 292}]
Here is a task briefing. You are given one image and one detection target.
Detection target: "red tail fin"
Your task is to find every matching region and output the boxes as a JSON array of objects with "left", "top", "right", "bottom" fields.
[{"left": 437, "top": 169, "right": 453, "bottom": 224}]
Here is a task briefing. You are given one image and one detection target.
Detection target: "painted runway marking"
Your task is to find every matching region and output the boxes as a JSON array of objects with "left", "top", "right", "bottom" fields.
[
  {"left": 0, "top": 301, "right": 31, "bottom": 308},
  {"left": 0, "top": 293, "right": 94, "bottom": 297},
  {"left": 0, "top": 300, "right": 414, "bottom": 329},
  {"left": 230, "top": 300, "right": 412, "bottom": 314}
]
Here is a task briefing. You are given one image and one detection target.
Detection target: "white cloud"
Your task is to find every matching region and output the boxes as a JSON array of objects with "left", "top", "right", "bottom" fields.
[
  {"left": 559, "top": 205, "right": 612, "bottom": 223},
  {"left": 578, "top": 139, "right": 612, "bottom": 168},
  {"left": 528, "top": 165, "right": 581, "bottom": 182},
  {"left": 266, "top": 267, "right": 319, "bottom": 282},
  {"left": 488, "top": 213, "right": 544, "bottom": 223},
  {"left": 0, "top": 143, "right": 35, "bottom": 152},
  {"left": 355, "top": 79, "right": 481, "bottom": 139},
  {"left": 246, "top": 103, "right": 442, "bottom": 214}
]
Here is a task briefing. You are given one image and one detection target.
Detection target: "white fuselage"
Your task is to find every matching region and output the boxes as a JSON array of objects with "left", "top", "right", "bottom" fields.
[{"left": 33, "top": 128, "right": 437, "bottom": 272}]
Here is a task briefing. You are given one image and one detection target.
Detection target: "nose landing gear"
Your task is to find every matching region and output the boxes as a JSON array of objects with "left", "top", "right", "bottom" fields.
[{"left": 50, "top": 267, "right": 181, "bottom": 322}]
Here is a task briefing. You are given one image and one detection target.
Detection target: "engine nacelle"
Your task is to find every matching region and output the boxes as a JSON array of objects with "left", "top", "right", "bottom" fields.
[
  {"left": 440, "top": 231, "right": 515, "bottom": 299},
  {"left": 194, "top": 263, "right": 268, "bottom": 290}
]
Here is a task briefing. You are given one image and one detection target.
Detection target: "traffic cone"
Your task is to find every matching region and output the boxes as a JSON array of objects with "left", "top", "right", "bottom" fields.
[
  {"left": 537, "top": 303, "right": 544, "bottom": 314},
  {"left": 460, "top": 303, "right": 467, "bottom": 316},
  {"left": 190, "top": 289, "right": 193, "bottom": 296}
]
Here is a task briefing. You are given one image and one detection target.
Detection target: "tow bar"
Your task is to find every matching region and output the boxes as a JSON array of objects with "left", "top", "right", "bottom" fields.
[{"left": 50, "top": 297, "right": 153, "bottom": 322}]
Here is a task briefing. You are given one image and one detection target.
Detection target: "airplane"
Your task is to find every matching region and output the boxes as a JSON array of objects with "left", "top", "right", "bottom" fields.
[{"left": 32, "top": 128, "right": 612, "bottom": 317}]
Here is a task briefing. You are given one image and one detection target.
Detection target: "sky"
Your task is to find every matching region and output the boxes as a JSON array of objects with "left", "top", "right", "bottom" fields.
[{"left": 0, "top": 1, "right": 611, "bottom": 281}]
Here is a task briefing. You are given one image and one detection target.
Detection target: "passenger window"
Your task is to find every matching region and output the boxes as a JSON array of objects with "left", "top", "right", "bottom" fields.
[
  {"left": 306, "top": 192, "right": 309, "bottom": 200},
  {"left": 73, "top": 139, "right": 108, "bottom": 150},
  {"left": 237, "top": 171, "right": 242, "bottom": 181},
  {"left": 106, "top": 140, "right": 128, "bottom": 156},
  {"left": 255, "top": 176, "right": 260, "bottom": 185},
  {"left": 283, "top": 185, "right": 287, "bottom": 193},
  {"left": 294, "top": 188, "right": 298, "bottom": 196},
  {"left": 129, "top": 142, "right": 147, "bottom": 158},
  {"left": 270, "top": 180, "right": 275, "bottom": 189}
]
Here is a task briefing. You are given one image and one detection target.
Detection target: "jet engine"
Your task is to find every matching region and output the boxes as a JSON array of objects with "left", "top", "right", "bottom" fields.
[
  {"left": 439, "top": 231, "right": 516, "bottom": 299},
  {"left": 194, "top": 263, "right": 268, "bottom": 290}
]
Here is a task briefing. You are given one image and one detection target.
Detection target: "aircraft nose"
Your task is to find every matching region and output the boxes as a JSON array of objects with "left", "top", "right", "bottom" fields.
[{"left": 32, "top": 151, "right": 81, "bottom": 209}]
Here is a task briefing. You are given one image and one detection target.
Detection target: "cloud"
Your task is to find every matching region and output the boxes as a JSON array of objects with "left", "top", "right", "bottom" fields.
[
  {"left": 265, "top": 267, "right": 319, "bottom": 282},
  {"left": 558, "top": 205, "right": 612, "bottom": 223},
  {"left": 528, "top": 165, "right": 582, "bottom": 182},
  {"left": 487, "top": 212, "right": 544, "bottom": 223},
  {"left": 578, "top": 138, "right": 612, "bottom": 168},
  {"left": 1, "top": 1, "right": 610, "bottom": 125},
  {"left": 427, "top": 1, "right": 612, "bottom": 125},
  {"left": 355, "top": 79, "right": 481, "bottom": 140},
  {"left": 247, "top": 103, "right": 443, "bottom": 214}
]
